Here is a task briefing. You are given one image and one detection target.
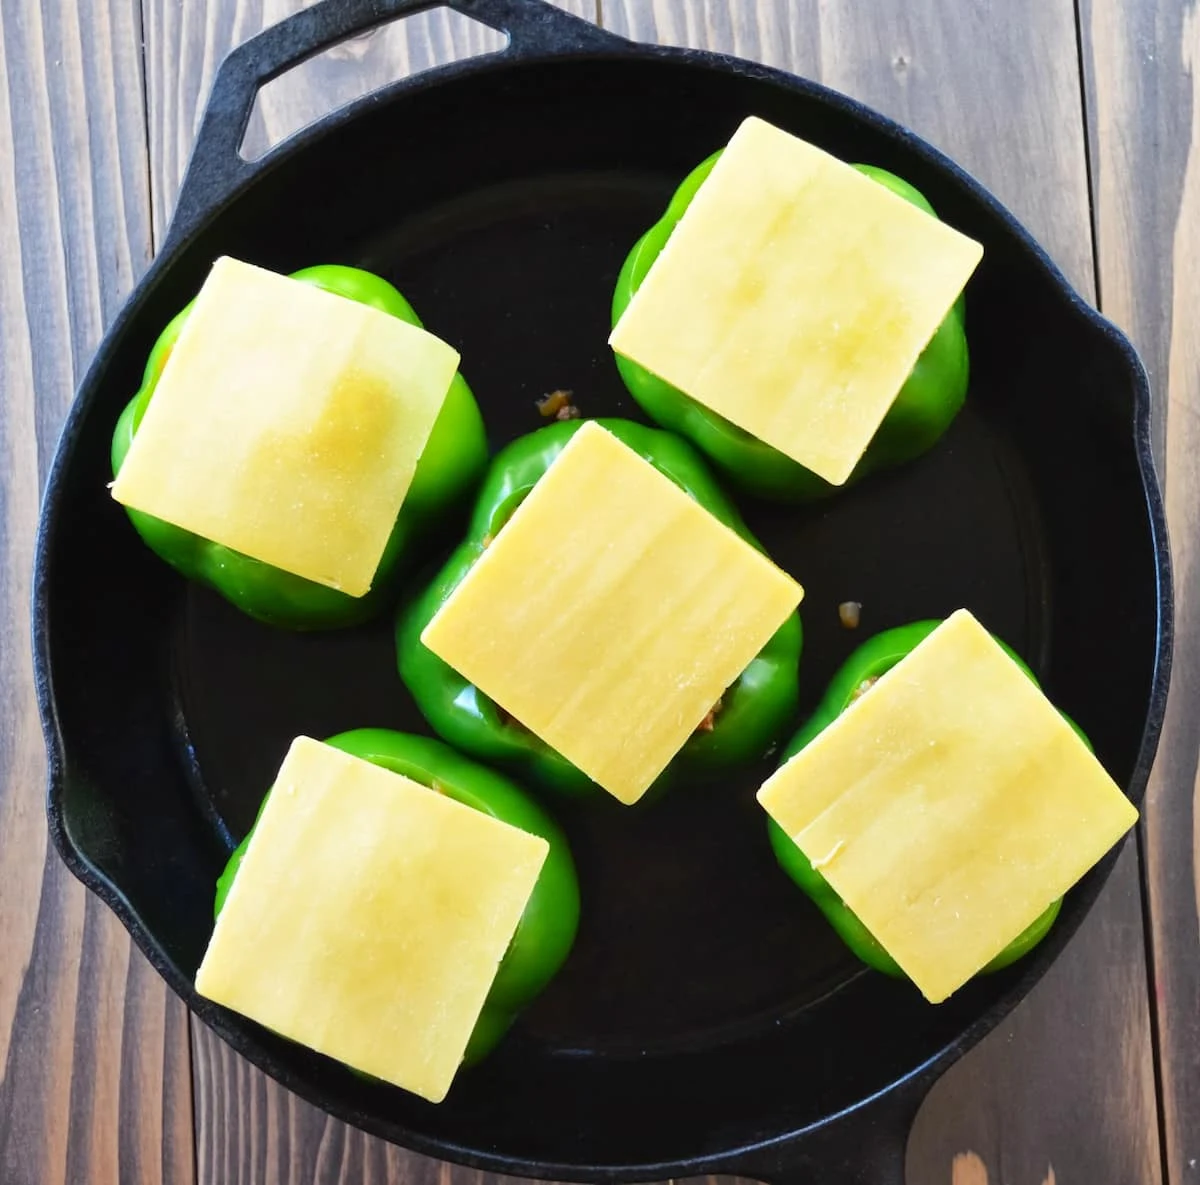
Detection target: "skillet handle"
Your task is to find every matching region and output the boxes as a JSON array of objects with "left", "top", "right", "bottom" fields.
[
  {"left": 166, "top": 0, "right": 625, "bottom": 252},
  {"left": 733, "top": 1065, "right": 938, "bottom": 1185}
]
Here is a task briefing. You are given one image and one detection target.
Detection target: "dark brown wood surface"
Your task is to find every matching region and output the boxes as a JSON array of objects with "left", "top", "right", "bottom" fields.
[
  {"left": 0, "top": 0, "right": 1193, "bottom": 1182},
  {"left": 1082, "top": 2, "right": 1200, "bottom": 1182},
  {"left": 0, "top": 1, "right": 196, "bottom": 1184}
]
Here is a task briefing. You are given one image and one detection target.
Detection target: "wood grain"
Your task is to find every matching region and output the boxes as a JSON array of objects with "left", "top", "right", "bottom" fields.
[
  {"left": 1083, "top": 1, "right": 1200, "bottom": 1181},
  {"left": 599, "top": 0, "right": 820, "bottom": 75},
  {"left": 195, "top": 1031, "right": 578, "bottom": 1185},
  {"left": 601, "top": 2, "right": 1163, "bottom": 1182},
  {"left": 0, "top": 0, "right": 195, "bottom": 1183}
]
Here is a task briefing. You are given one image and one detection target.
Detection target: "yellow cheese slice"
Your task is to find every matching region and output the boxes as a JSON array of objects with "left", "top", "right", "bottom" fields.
[
  {"left": 756, "top": 610, "right": 1137, "bottom": 1002},
  {"left": 111, "top": 257, "right": 460, "bottom": 597},
  {"left": 420, "top": 422, "right": 803, "bottom": 804},
  {"left": 609, "top": 116, "right": 984, "bottom": 485},
  {"left": 194, "top": 736, "right": 548, "bottom": 1103}
]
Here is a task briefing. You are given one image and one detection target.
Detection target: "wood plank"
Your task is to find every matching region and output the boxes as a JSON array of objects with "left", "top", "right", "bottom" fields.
[
  {"left": 598, "top": 0, "right": 820, "bottom": 75},
  {"left": 1082, "top": 2, "right": 1200, "bottom": 1181},
  {"left": 0, "top": 0, "right": 195, "bottom": 1182},
  {"left": 600, "top": 2, "right": 1162, "bottom": 1183},
  {"left": 193, "top": 1028, "right": 563, "bottom": 1185}
]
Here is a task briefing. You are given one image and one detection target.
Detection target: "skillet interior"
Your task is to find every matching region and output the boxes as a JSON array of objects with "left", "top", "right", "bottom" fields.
[{"left": 36, "top": 51, "right": 1165, "bottom": 1175}]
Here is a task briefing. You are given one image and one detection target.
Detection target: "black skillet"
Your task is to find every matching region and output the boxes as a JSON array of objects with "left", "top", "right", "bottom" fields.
[{"left": 33, "top": 0, "right": 1172, "bottom": 1181}]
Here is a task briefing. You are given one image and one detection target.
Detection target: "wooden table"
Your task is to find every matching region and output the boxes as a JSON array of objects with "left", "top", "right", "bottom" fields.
[{"left": 1, "top": 1, "right": 1196, "bottom": 1182}]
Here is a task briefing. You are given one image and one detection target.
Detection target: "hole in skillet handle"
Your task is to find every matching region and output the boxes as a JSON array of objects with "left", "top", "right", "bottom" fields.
[
  {"left": 241, "top": 9, "right": 509, "bottom": 160},
  {"left": 164, "top": 0, "right": 626, "bottom": 254}
]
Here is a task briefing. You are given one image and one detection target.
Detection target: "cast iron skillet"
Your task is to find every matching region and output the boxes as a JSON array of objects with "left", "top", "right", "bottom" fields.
[{"left": 33, "top": 0, "right": 1172, "bottom": 1181}]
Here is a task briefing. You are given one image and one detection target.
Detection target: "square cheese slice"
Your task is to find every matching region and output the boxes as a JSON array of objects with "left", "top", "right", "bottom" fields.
[
  {"left": 195, "top": 736, "right": 548, "bottom": 1103},
  {"left": 609, "top": 116, "right": 984, "bottom": 485},
  {"left": 420, "top": 421, "right": 803, "bottom": 805},
  {"left": 757, "top": 609, "right": 1137, "bottom": 1002},
  {"left": 111, "top": 257, "right": 460, "bottom": 597}
]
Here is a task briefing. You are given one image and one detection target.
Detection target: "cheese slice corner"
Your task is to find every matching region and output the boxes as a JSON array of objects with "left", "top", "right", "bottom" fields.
[
  {"left": 421, "top": 421, "right": 803, "bottom": 804},
  {"left": 195, "top": 735, "right": 548, "bottom": 1103},
  {"left": 757, "top": 609, "right": 1137, "bottom": 1002},
  {"left": 111, "top": 257, "right": 460, "bottom": 597},
  {"left": 610, "top": 116, "right": 983, "bottom": 485}
]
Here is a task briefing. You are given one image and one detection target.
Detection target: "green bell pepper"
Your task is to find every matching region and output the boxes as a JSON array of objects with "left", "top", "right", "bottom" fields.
[
  {"left": 112, "top": 265, "right": 488, "bottom": 630},
  {"left": 215, "top": 729, "right": 580, "bottom": 1065},
  {"left": 396, "top": 417, "right": 804, "bottom": 798},
  {"left": 611, "top": 153, "right": 971, "bottom": 501},
  {"left": 767, "top": 620, "right": 1066, "bottom": 982}
]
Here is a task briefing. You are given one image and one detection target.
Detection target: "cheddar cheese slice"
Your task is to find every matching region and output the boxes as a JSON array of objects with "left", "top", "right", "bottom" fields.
[
  {"left": 420, "top": 422, "right": 803, "bottom": 804},
  {"left": 195, "top": 736, "right": 548, "bottom": 1103},
  {"left": 757, "top": 610, "right": 1137, "bottom": 1002},
  {"left": 609, "top": 116, "right": 984, "bottom": 485},
  {"left": 111, "top": 257, "right": 460, "bottom": 597}
]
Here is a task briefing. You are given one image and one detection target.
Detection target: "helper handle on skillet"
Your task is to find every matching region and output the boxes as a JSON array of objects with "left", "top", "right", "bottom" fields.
[
  {"left": 736, "top": 1063, "right": 939, "bottom": 1185},
  {"left": 165, "top": 0, "right": 625, "bottom": 252}
]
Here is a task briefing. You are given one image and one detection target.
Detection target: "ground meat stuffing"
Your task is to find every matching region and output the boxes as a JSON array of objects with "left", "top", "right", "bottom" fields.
[
  {"left": 695, "top": 696, "right": 725, "bottom": 733},
  {"left": 536, "top": 389, "right": 581, "bottom": 420},
  {"left": 495, "top": 704, "right": 527, "bottom": 732}
]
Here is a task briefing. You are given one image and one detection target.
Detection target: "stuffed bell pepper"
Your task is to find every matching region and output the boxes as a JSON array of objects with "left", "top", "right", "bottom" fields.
[
  {"left": 213, "top": 729, "right": 580, "bottom": 1068},
  {"left": 610, "top": 123, "right": 977, "bottom": 502},
  {"left": 111, "top": 264, "right": 487, "bottom": 630},
  {"left": 397, "top": 418, "right": 804, "bottom": 802},
  {"left": 766, "top": 620, "right": 1085, "bottom": 984}
]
